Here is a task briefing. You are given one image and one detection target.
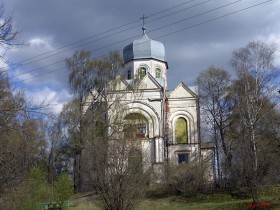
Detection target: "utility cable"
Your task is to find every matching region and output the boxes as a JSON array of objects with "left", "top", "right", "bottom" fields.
[
  {"left": 13, "top": 0, "right": 199, "bottom": 65},
  {"left": 10, "top": 0, "right": 241, "bottom": 80},
  {"left": 12, "top": 0, "right": 211, "bottom": 68},
  {"left": 13, "top": 0, "right": 273, "bottom": 84}
]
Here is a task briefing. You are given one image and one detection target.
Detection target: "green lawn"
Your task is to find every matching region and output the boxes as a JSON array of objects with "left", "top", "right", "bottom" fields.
[{"left": 71, "top": 194, "right": 280, "bottom": 210}]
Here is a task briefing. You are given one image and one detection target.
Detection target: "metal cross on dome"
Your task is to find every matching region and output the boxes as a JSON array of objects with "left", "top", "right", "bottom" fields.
[{"left": 140, "top": 14, "right": 148, "bottom": 34}]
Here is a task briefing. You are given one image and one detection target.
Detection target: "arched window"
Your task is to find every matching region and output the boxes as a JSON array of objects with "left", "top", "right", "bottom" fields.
[
  {"left": 155, "top": 68, "right": 161, "bottom": 78},
  {"left": 175, "top": 117, "right": 188, "bottom": 144},
  {"left": 127, "top": 70, "right": 131, "bottom": 80},
  {"left": 124, "top": 113, "right": 148, "bottom": 138},
  {"left": 138, "top": 67, "right": 146, "bottom": 79}
]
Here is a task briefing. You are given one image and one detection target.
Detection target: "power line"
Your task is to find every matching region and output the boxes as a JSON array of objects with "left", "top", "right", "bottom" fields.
[
  {"left": 11, "top": 0, "right": 211, "bottom": 70},
  {"left": 13, "top": 0, "right": 199, "bottom": 66},
  {"left": 10, "top": 0, "right": 239, "bottom": 80},
  {"left": 13, "top": 0, "right": 273, "bottom": 84}
]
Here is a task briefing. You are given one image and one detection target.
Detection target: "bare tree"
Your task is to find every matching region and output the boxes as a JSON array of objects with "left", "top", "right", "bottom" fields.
[
  {"left": 196, "top": 66, "right": 232, "bottom": 184},
  {"left": 0, "top": 3, "right": 18, "bottom": 67}
]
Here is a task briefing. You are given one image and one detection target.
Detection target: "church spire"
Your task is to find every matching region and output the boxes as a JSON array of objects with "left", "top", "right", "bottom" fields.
[{"left": 140, "top": 14, "right": 148, "bottom": 34}]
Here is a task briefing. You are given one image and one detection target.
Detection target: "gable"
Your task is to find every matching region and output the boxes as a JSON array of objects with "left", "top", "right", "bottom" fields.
[
  {"left": 169, "top": 82, "right": 197, "bottom": 98},
  {"left": 138, "top": 73, "right": 162, "bottom": 89},
  {"left": 111, "top": 76, "right": 129, "bottom": 91}
]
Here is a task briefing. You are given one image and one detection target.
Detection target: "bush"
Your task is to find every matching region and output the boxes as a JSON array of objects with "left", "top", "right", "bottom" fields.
[
  {"left": 161, "top": 161, "right": 207, "bottom": 197},
  {"left": 53, "top": 173, "right": 74, "bottom": 202},
  {"left": 259, "top": 185, "right": 280, "bottom": 197},
  {"left": 2, "top": 167, "right": 74, "bottom": 210},
  {"left": 2, "top": 166, "right": 52, "bottom": 210}
]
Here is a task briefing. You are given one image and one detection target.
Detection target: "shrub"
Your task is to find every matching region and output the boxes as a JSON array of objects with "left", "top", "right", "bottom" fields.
[
  {"left": 162, "top": 161, "right": 207, "bottom": 197},
  {"left": 53, "top": 173, "right": 74, "bottom": 202}
]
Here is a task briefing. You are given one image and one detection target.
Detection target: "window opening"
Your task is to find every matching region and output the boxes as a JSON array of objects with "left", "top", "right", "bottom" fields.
[
  {"left": 138, "top": 67, "right": 146, "bottom": 79},
  {"left": 124, "top": 113, "right": 148, "bottom": 138},
  {"left": 175, "top": 117, "right": 188, "bottom": 143},
  {"left": 156, "top": 68, "right": 161, "bottom": 78},
  {"left": 127, "top": 70, "right": 131, "bottom": 80},
  {"left": 178, "top": 153, "right": 188, "bottom": 164}
]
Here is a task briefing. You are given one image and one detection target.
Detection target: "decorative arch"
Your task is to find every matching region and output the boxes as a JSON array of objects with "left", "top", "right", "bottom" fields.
[
  {"left": 124, "top": 113, "right": 148, "bottom": 138},
  {"left": 123, "top": 101, "right": 160, "bottom": 137},
  {"left": 137, "top": 64, "right": 150, "bottom": 80},
  {"left": 170, "top": 111, "right": 195, "bottom": 144}
]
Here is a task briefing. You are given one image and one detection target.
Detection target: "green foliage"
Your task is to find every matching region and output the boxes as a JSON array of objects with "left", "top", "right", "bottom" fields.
[
  {"left": 259, "top": 185, "right": 280, "bottom": 197},
  {"left": 53, "top": 173, "right": 74, "bottom": 202},
  {"left": 2, "top": 166, "right": 51, "bottom": 210},
  {"left": 2, "top": 167, "right": 73, "bottom": 210}
]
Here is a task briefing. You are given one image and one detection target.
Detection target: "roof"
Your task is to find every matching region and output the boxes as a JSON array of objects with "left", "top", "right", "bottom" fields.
[{"left": 123, "top": 33, "right": 165, "bottom": 63}]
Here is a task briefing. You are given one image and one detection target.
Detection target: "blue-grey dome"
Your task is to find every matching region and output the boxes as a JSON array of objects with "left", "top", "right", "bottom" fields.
[{"left": 123, "top": 33, "right": 165, "bottom": 63}]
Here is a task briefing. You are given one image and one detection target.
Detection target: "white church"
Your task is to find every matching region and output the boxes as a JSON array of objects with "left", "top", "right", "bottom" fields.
[
  {"left": 120, "top": 30, "right": 201, "bottom": 164},
  {"left": 81, "top": 27, "right": 213, "bottom": 187}
]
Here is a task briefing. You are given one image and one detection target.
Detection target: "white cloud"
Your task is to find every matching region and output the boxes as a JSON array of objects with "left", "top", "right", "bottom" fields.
[
  {"left": 28, "top": 37, "right": 54, "bottom": 49},
  {"left": 25, "top": 87, "right": 72, "bottom": 115}
]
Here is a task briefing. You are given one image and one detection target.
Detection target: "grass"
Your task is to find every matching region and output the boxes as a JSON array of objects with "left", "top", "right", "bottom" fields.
[{"left": 70, "top": 188, "right": 280, "bottom": 210}]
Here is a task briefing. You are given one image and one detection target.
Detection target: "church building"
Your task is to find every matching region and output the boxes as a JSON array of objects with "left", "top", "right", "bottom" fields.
[
  {"left": 119, "top": 27, "right": 202, "bottom": 166},
  {"left": 81, "top": 27, "right": 213, "bottom": 188}
]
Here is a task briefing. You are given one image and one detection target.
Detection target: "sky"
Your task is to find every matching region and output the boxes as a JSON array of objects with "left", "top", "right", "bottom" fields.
[{"left": 2, "top": 0, "right": 280, "bottom": 114}]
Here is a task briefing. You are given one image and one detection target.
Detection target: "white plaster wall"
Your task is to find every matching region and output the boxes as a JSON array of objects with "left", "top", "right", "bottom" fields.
[
  {"left": 124, "top": 59, "right": 167, "bottom": 88},
  {"left": 168, "top": 98, "right": 199, "bottom": 144},
  {"left": 168, "top": 144, "right": 200, "bottom": 164}
]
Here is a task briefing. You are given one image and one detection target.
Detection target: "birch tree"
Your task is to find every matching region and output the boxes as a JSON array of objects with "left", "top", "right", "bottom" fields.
[{"left": 230, "top": 40, "right": 278, "bottom": 201}]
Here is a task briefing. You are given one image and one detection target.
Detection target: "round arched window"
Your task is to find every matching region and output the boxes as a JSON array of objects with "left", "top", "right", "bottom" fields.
[
  {"left": 155, "top": 68, "right": 161, "bottom": 78},
  {"left": 138, "top": 67, "right": 146, "bottom": 79},
  {"left": 175, "top": 117, "right": 188, "bottom": 144}
]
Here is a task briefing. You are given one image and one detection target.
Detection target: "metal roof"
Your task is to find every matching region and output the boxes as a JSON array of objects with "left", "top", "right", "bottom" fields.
[{"left": 123, "top": 33, "right": 165, "bottom": 63}]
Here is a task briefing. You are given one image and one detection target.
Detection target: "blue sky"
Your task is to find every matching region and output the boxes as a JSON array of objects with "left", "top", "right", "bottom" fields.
[{"left": 3, "top": 0, "right": 280, "bottom": 114}]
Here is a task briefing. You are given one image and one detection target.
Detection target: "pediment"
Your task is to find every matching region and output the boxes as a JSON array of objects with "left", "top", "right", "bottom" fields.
[
  {"left": 139, "top": 73, "right": 162, "bottom": 89},
  {"left": 111, "top": 75, "right": 129, "bottom": 91},
  {"left": 169, "top": 82, "right": 197, "bottom": 98}
]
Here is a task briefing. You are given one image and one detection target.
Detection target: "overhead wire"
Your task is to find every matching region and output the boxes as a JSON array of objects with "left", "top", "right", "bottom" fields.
[
  {"left": 13, "top": 0, "right": 199, "bottom": 65},
  {"left": 11, "top": 0, "right": 238, "bottom": 80},
  {"left": 12, "top": 0, "right": 273, "bottom": 84},
  {"left": 11, "top": 0, "right": 212, "bottom": 70}
]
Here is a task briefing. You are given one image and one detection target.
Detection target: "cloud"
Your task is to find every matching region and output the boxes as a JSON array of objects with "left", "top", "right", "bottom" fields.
[
  {"left": 2, "top": 0, "right": 280, "bottom": 102},
  {"left": 25, "top": 86, "right": 72, "bottom": 115},
  {"left": 28, "top": 37, "right": 53, "bottom": 49},
  {"left": 7, "top": 36, "right": 70, "bottom": 87}
]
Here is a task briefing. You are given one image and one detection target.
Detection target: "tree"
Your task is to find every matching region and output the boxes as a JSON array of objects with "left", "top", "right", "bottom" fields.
[
  {"left": 65, "top": 50, "right": 94, "bottom": 191},
  {"left": 0, "top": 75, "right": 46, "bottom": 193},
  {"left": 65, "top": 50, "right": 149, "bottom": 210},
  {"left": 230, "top": 40, "right": 278, "bottom": 202},
  {"left": 0, "top": 3, "right": 18, "bottom": 64},
  {"left": 65, "top": 50, "right": 124, "bottom": 192},
  {"left": 45, "top": 116, "right": 73, "bottom": 184},
  {"left": 196, "top": 66, "right": 232, "bottom": 184}
]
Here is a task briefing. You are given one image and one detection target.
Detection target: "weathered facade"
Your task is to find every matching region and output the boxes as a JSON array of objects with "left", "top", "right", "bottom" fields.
[{"left": 80, "top": 29, "right": 213, "bottom": 189}]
